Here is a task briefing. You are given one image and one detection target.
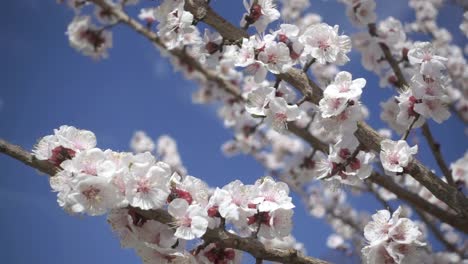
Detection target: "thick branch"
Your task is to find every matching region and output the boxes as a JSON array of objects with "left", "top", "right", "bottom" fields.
[{"left": 0, "top": 138, "right": 328, "bottom": 264}]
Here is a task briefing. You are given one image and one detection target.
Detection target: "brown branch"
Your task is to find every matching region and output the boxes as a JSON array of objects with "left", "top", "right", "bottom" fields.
[
  {"left": 0, "top": 138, "right": 329, "bottom": 264},
  {"left": 421, "top": 123, "right": 455, "bottom": 186},
  {"left": 0, "top": 139, "right": 59, "bottom": 176}
]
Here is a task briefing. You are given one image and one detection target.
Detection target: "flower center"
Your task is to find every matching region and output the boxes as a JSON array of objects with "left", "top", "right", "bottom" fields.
[
  {"left": 82, "top": 185, "right": 101, "bottom": 201},
  {"left": 136, "top": 179, "right": 151, "bottom": 194}
]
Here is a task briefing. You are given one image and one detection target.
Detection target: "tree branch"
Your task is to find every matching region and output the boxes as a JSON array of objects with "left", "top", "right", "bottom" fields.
[
  {"left": 0, "top": 139, "right": 58, "bottom": 176},
  {"left": 421, "top": 123, "right": 455, "bottom": 186},
  {"left": 367, "top": 172, "right": 468, "bottom": 233}
]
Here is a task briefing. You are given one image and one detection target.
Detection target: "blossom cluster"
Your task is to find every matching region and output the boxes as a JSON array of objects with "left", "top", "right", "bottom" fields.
[
  {"left": 362, "top": 207, "right": 427, "bottom": 264},
  {"left": 33, "top": 125, "right": 297, "bottom": 263}
]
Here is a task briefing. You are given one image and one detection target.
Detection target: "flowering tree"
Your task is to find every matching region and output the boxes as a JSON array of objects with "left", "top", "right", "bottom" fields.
[{"left": 1, "top": 0, "right": 467, "bottom": 263}]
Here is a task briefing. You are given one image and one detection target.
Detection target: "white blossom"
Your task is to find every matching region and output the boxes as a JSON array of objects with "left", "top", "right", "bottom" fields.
[
  {"left": 131, "top": 131, "right": 155, "bottom": 153},
  {"left": 408, "top": 42, "right": 448, "bottom": 78},
  {"left": 241, "top": 0, "right": 280, "bottom": 33},
  {"left": 67, "top": 16, "right": 112, "bottom": 59},
  {"left": 299, "top": 23, "right": 351, "bottom": 65},
  {"left": 126, "top": 163, "right": 171, "bottom": 210},
  {"left": 168, "top": 198, "right": 209, "bottom": 240},
  {"left": 380, "top": 140, "right": 418, "bottom": 173},
  {"left": 264, "top": 97, "right": 301, "bottom": 133}
]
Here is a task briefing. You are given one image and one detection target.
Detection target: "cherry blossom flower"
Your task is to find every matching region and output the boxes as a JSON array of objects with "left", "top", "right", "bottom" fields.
[
  {"left": 411, "top": 74, "right": 451, "bottom": 123},
  {"left": 279, "top": 0, "right": 310, "bottom": 21},
  {"left": 68, "top": 176, "right": 119, "bottom": 215},
  {"left": 408, "top": 42, "right": 448, "bottom": 78},
  {"left": 60, "top": 148, "right": 116, "bottom": 178},
  {"left": 257, "top": 41, "right": 293, "bottom": 74},
  {"left": 299, "top": 23, "right": 351, "bottom": 65},
  {"left": 168, "top": 198, "right": 209, "bottom": 240},
  {"left": 250, "top": 208, "right": 293, "bottom": 239},
  {"left": 196, "top": 243, "right": 242, "bottom": 264},
  {"left": 450, "top": 152, "right": 468, "bottom": 190},
  {"left": 377, "top": 17, "right": 406, "bottom": 47},
  {"left": 380, "top": 139, "right": 418, "bottom": 173},
  {"left": 138, "top": 8, "right": 156, "bottom": 24},
  {"left": 273, "top": 24, "right": 304, "bottom": 61},
  {"left": 264, "top": 97, "right": 301, "bottom": 133},
  {"left": 324, "top": 71, "right": 366, "bottom": 101},
  {"left": 138, "top": 220, "right": 179, "bottom": 250},
  {"left": 362, "top": 207, "right": 426, "bottom": 264},
  {"left": 251, "top": 177, "right": 295, "bottom": 212},
  {"left": 126, "top": 163, "right": 171, "bottom": 210},
  {"left": 396, "top": 90, "right": 426, "bottom": 129},
  {"left": 380, "top": 98, "right": 407, "bottom": 134},
  {"left": 461, "top": 11, "right": 468, "bottom": 37},
  {"left": 353, "top": 32, "right": 385, "bottom": 72},
  {"left": 94, "top": 2, "right": 119, "bottom": 24},
  {"left": 215, "top": 180, "right": 256, "bottom": 224},
  {"left": 341, "top": 0, "right": 377, "bottom": 26},
  {"left": 67, "top": 16, "right": 112, "bottom": 59},
  {"left": 319, "top": 96, "right": 349, "bottom": 118},
  {"left": 168, "top": 174, "right": 210, "bottom": 206},
  {"left": 33, "top": 125, "right": 96, "bottom": 165},
  {"left": 131, "top": 131, "right": 155, "bottom": 153},
  {"left": 316, "top": 137, "right": 374, "bottom": 184},
  {"left": 245, "top": 86, "right": 275, "bottom": 116},
  {"left": 156, "top": 135, "right": 187, "bottom": 176},
  {"left": 242, "top": 0, "right": 280, "bottom": 33}
]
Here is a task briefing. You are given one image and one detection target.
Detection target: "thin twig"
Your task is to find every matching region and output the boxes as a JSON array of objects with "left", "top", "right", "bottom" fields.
[
  {"left": 302, "top": 58, "right": 316, "bottom": 72},
  {"left": 368, "top": 23, "right": 409, "bottom": 90},
  {"left": 401, "top": 115, "right": 420, "bottom": 141},
  {"left": 421, "top": 123, "right": 455, "bottom": 186}
]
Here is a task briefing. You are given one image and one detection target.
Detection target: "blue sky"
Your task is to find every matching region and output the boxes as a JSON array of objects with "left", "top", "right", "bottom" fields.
[{"left": 0, "top": 1, "right": 466, "bottom": 263}]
